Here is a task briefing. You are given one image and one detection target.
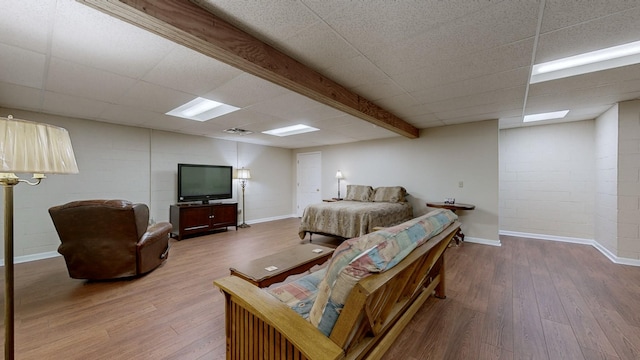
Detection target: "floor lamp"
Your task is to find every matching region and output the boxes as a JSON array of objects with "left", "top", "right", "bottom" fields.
[
  {"left": 237, "top": 168, "right": 251, "bottom": 228},
  {"left": 0, "top": 115, "right": 78, "bottom": 360}
]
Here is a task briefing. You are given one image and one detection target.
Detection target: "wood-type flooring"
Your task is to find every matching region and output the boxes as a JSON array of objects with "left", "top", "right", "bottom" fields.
[{"left": 2, "top": 218, "right": 639, "bottom": 359}]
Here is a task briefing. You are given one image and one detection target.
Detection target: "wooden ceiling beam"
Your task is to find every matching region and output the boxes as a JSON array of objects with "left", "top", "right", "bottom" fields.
[{"left": 77, "top": 0, "right": 419, "bottom": 139}]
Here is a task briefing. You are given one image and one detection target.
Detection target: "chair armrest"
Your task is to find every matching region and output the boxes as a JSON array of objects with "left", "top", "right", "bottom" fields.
[
  {"left": 138, "top": 222, "right": 172, "bottom": 247},
  {"left": 214, "top": 276, "right": 344, "bottom": 360}
]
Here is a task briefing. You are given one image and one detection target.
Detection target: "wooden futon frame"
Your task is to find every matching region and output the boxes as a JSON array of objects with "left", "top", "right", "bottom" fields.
[{"left": 214, "top": 221, "right": 461, "bottom": 360}]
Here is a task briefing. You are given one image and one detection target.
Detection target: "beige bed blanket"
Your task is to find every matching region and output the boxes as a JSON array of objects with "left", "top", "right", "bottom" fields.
[{"left": 298, "top": 200, "right": 413, "bottom": 239}]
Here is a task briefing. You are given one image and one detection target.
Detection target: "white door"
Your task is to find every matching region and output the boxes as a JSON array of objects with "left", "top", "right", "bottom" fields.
[{"left": 296, "top": 152, "right": 322, "bottom": 217}]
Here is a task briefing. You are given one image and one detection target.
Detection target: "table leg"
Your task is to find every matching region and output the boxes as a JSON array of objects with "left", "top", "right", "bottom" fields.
[{"left": 453, "top": 228, "right": 465, "bottom": 245}]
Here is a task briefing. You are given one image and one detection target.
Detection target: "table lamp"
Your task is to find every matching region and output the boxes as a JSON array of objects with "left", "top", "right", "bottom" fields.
[{"left": 335, "top": 170, "right": 344, "bottom": 200}]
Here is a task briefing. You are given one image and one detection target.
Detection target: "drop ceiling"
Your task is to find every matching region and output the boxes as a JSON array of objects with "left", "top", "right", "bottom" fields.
[{"left": 1, "top": 0, "right": 640, "bottom": 149}]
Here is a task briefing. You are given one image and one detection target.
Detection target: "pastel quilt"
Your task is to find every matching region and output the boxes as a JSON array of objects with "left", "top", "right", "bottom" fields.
[{"left": 307, "top": 209, "right": 458, "bottom": 336}]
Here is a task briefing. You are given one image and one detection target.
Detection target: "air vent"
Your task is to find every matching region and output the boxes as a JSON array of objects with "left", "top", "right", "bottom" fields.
[{"left": 223, "top": 128, "right": 253, "bottom": 135}]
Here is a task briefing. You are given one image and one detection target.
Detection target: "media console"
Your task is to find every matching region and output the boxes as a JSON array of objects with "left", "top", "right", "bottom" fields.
[{"left": 170, "top": 202, "right": 238, "bottom": 240}]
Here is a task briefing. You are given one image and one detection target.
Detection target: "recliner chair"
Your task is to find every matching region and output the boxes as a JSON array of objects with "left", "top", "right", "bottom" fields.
[{"left": 49, "top": 199, "right": 171, "bottom": 280}]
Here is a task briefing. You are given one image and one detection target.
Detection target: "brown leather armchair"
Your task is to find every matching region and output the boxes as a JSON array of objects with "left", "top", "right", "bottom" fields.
[{"left": 49, "top": 200, "right": 172, "bottom": 280}]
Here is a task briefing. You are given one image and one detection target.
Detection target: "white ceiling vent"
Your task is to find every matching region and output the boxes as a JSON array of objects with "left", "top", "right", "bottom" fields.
[{"left": 223, "top": 128, "right": 253, "bottom": 135}]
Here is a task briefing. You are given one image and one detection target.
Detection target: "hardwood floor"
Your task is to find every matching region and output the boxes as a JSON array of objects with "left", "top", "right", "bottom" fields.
[{"left": 2, "top": 218, "right": 640, "bottom": 359}]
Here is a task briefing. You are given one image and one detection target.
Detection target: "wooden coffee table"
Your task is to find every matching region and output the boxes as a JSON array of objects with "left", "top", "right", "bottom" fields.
[{"left": 229, "top": 244, "right": 334, "bottom": 288}]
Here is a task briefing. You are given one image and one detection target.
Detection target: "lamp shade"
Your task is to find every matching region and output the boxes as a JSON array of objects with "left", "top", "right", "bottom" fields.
[
  {"left": 335, "top": 170, "right": 344, "bottom": 179},
  {"left": 237, "top": 168, "right": 251, "bottom": 180},
  {"left": 0, "top": 116, "right": 78, "bottom": 174}
]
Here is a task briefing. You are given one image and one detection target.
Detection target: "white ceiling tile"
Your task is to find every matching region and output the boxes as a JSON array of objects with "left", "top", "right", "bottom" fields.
[
  {"left": 410, "top": 68, "right": 529, "bottom": 106},
  {"left": 205, "top": 109, "right": 279, "bottom": 130},
  {"left": 299, "top": 0, "right": 352, "bottom": 19},
  {"left": 117, "top": 81, "right": 193, "bottom": 114},
  {"left": 323, "top": 55, "right": 389, "bottom": 89},
  {"left": 279, "top": 103, "right": 347, "bottom": 125},
  {"left": 322, "top": 0, "right": 500, "bottom": 56},
  {"left": 41, "top": 90, "right": 108, "bottom": 120},
  {"left": 363, "top": 2, "right": 539, "bottom": 75},
  {"left": 143, "top": 46, "right": 243, "bottom": 95},
  {"left": 405, "top": 114, "right": 443, "bottom": 129},
  {"left": 277, "top": 22, "right": 360, "bottom": 72},
  {"left": 540, "top": 0, "right": 640, "bottom": 33},
  {"left": 351, "top": 80, "right": 406, "bottom": 103},
  {"left": 332, "top": 122, "right": 397, "bottom": 141},
  {"left": 248, "top": 92, "right": 324, "bottom": 120},
  {"left": 535, "top": 7, "right": 640, "bottom": 63},
  {"left": 52, "top": 0, "right": 176, "bottom": 79},
  {"left": 0, "top": 43, "right": 46, "bottom": 88},
  {"left": 138, "top": 113, "right": 197, "bottom": 132},
  {"left": 428, "top": 87, "right": 526, "bottom": 115},
  {"left": 99, "top": 104, "right": 162, "bottom": 127},
  {"left": 46, "top": 57, "right": 137, "bottom": 102},
  {"left": 435, "top": 102, "right": 524, "bottom": 124},
  {"left": 393, "top": 39, "right": 534, "bottom": 91},
  {"left": 192, "top": 0, "right": 319, "bottom": 46},
  {"left": 0, "top": 0, "right": 55, "bottom": 53},
  {"left": 306, "top": 116, "right": 358, "bottom": 131},
  {"left": 205, "top": 73, "right": 289, "bottom": 108}
]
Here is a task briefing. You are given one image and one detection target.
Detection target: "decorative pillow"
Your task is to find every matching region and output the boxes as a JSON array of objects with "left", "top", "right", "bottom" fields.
[
  {"left": 267, "top": 268, "right": 326, "bottom": 319},
  {"left": 372, "top": 186, "right": 406, "bottom": 203},
  {"left": 344, "top": 185, "right": 374, "bottom": 202}
]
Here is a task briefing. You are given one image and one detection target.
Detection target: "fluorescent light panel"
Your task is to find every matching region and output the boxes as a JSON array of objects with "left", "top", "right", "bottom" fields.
[
  {"left": 262, "top": 124, "right": 319, "bottom": 137},
  {"left": 166, "top": 97, "right": 240, "bottom": 121},
  {"left": 523, "top": 110, "right": 569, "bottom": 123},
  {"left": 530, "top": 40, "right": 640, "bottom": 83}
]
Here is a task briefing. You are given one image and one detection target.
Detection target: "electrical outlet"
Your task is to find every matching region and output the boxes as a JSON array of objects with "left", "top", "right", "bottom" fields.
[{"left": 458, "top": 181, "right": 464, "bottom": 188}]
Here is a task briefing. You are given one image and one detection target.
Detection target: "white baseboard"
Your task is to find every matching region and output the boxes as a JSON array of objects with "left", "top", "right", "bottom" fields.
[
  {"left": 499, "top": 230, "right": 640, "bottom": 267},
  {"left": 242, "top": 214, "right": 297, "bottom": 225},
  {"left": 0, "top": 251, "right": 61, "bottom": 267},
  {"left": 465, "top": 236, "right": 501, "bottom": 247}
]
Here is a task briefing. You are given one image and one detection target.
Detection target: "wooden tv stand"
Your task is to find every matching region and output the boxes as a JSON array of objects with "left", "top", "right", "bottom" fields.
[{"left": 170, "top": 202, "right": 238, "bottom": 240}]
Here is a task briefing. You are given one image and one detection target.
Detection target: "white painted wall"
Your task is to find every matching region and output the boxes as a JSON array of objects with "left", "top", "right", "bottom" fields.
[
  {"left": 0, "top": 107, "right": 293, "bottom": 260},
  {"left": 293, "top": 120, "right": 500, "bottom": 244},
  {"left": 500, "top": 121, "right": 596, "bottom": 239},
  {"left": 616, "top": 100, "right": 640, "bottom": 260},
  {"left": 595, "top": 105, "right": 619, "bottom": 256}
]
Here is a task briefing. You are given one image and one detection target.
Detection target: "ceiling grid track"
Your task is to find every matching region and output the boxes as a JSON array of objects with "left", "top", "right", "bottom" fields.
[{"left": 521, "top": 0, "right": 547, "bottom": 122}]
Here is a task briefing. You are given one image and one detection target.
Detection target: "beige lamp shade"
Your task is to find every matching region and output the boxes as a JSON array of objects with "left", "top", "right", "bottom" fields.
[
  {"left": 335, "top": 170, "right": 344, "bottom": 179},
  {"left": 0, "top": 116, "right": 78, "bottom": 174},
  {"left": 237, "top": 168, "right": 251, "bottom": 180}
]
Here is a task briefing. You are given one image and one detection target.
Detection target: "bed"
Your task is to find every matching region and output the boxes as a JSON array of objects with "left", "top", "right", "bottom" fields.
[{"left": 298, "top": 185, "right": 413, "bottom": 240}]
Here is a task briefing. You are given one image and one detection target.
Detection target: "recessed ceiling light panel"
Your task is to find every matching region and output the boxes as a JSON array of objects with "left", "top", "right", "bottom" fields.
[
  {"left": 262, "top": 124, "right": 319, "bottom": 137},
  {"left": 523, "top": 110, "right": 570, "bottom": 123},
  {"left": 530, "top": 40, "right": 640, "bottom": 83},
  {"left": 166, "top": 97, "right": 240, "bottom": 121}
]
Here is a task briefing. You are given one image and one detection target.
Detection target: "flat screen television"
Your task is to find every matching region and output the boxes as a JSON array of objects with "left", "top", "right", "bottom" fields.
[{"left": 177, "top": 163, "right": 233, "bottom": 203}]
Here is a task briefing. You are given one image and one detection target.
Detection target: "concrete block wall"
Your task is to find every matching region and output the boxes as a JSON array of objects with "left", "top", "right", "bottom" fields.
[
  {"left": 616, "top": 100, "right": 640, "bottom": 260},
  {"left": 500, "top": 121, "right": 595, "bottom": 239}
]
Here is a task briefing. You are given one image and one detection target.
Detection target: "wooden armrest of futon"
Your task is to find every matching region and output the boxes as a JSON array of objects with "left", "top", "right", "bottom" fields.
[{"left": 214, "top": 275, "right": 345, "bottom": 360}]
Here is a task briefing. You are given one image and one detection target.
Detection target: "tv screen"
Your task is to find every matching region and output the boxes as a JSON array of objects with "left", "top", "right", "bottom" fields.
[{"left": 178, "top": 164, "right": 233, "bottom": 203}]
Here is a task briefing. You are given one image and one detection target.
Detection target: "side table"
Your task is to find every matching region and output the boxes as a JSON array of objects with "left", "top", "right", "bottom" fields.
[{"left": 426, "top": 202, "right": 475, "bottom": 244}]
